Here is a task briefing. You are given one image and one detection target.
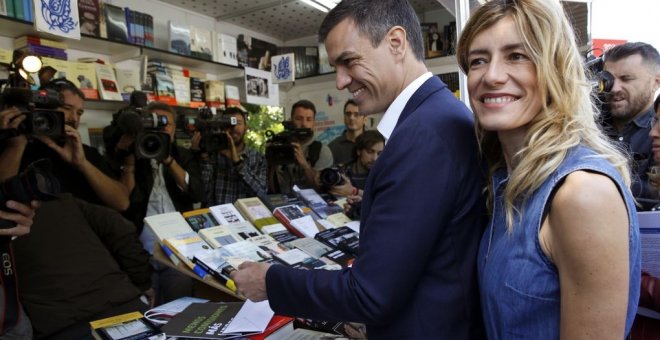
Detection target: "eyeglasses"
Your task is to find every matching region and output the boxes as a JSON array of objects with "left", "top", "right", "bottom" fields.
[{"left": 344, "top": 112, "right": 360, "bottom": 118}]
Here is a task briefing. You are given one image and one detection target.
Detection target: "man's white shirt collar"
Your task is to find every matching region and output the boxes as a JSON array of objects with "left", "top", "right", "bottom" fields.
[{"left": 377, "top": 72, "right": 433, "bottom": 143}]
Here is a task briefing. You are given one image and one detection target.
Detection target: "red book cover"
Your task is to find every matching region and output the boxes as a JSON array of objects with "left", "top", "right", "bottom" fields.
[{"left": 248, "top": 315, "right": 294, "bottom": 340}]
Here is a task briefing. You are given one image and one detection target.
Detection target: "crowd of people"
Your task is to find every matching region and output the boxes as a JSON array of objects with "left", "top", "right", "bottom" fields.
[{"left": 0, "top": 0, "right": 658, "bottom": 338}]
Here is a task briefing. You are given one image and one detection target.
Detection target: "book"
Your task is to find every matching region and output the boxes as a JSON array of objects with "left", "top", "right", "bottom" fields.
[
  {"left": 248, "top": 234, "right": 288, "bottom": 258},
  {"left": 40, "top": 57, "right": 70, "bottom": 81},
  {"left": 172, "top": 74, "right": 191, "bottom": 107},
  {"left": 115, "top": 68, "right": 140, "bottom": 101},
  {"left": 273, "top": 205, "right": 320, "bottom": 238},
  {"left": 189, "top": 77, "right": 205, "bottom": 107},
  {"left": 152, "top": 72, "right": 177, "bottom": 106},
  {"left": 144, "top": 296, "right": 209, "bottom": 326},
  {"left": 89, "top": 311, "right": 164, "bottom": 340},
  {"left": 293, "top": 318, "right": 366, "bottom": 338},
  {"left": 204, "top": 80, "right": 225, "bottom": 109},
  {"left": 143, "top": 14, "right": 154, "bottom": 47},
  {"left": 315, "top": 225, "right": 360, "bottom": 257},
  {"left": 209, "top": 203, "right": 246, "bottom": 225},
  {"left": 182, "top": 208, "right": 220, "bottom": 232},
  {"left": 235, "top": 197, "right": 280, "bottom": 229},
  {"left": 190, "top": 26, "right": 213, "bottom": 60},
  {"left": 104, "top": 3, "right": 129, "bottom": 43},
  {"left": 78, "top": 0, "right": 101, "bottom": 36},
  {"left": 226, "top": 221, "right": 262, "bottom": 241},
  {"left": 14, "top": 35, "right": 68, "bottom": 50},
  {"left": 225, "top": 84, "right": 241, "bottom": 109},
  {"left": 285, "top": 237, "right": 332, "bottom": 259},
  {"left": 326, "top": 212, "right": 353, "bottom": 228},
  {"left": 163, "top": 232, "right": 213, "bottom": 276},
  {"left": 143, "top": 212, "right": 195, "bottom": 246},
  {"left": 213, "top": 32, "right": 238, "bottom": 66},
  {"left": 271, "top": 53, "right": 295, "bottom": 84},
  {"left": 95, "top": 63, "right": 123, "bottom": 101},
  {"left": 71, "top": 61, "right": 99, "bottom": 100},
  {"left": 169, "top": 21, "right": 191, "bottom": 56},
  {"left": 2, "top": 0, "right": 11, "bottom": 17},
  {"left": 19, "top": 44, "right": 67, "bottom": 60},
  {"left": 192, "top": 248, "right": 238, "bottom": 292},
  {"left": 198, "top": 225, "right": 241, "bottom": 248},
  {"left": 247, "top": 315, "right": 295, "bottom": 340}
]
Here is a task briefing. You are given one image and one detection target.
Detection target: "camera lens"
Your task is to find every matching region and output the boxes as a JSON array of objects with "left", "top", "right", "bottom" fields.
[
  {"left": 32, "top": 114, "right": 53, "bottom": 133},
  {"left": 138, "top": 134, "right": 163, "bottom": 157},
  {"left": 320, "top": 168, "right": 343, "bottom": 187}
]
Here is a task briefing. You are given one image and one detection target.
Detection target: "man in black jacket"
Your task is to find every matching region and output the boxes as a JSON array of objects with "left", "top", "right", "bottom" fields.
[{"left": 116, "top": 101, "right": 204, "bottom": 305}]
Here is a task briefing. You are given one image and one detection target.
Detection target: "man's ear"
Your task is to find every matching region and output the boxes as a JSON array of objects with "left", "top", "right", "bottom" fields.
[{"left": 385, "top": 26, "right": 407, "bottom": 59}]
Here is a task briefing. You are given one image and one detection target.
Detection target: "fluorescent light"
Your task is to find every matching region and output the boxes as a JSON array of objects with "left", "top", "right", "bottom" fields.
[
  {"left": 301, "top": 0, "right": 329, "bottom": 12},
  {"left": 315, "top": 0, "right": 339, "bottom": 10}
]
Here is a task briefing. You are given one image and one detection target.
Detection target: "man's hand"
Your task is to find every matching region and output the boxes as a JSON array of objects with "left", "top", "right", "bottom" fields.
[
  {"left": 0, "top": 107, "right": 25, "bottom": 130},
  {"left": 36, "top": 125, "right": 86, "bottom": 168},
  {"left": 191, "top": 131, "right": 203, "bottom": 152},
  {"left": 230, "top": 261, "right": 271, "bottom": 302},
  {"left": 220, "top": 131, "right": 240, "bottom": 163},
  {"left": 292, "top": 142, "right": 307, "bottom": 166},
  {"left": 330, "top": 174, "right": 355, "bottom": 196},
  {"left": 0, "top": 200, "right": 40, "bottom": 237}
]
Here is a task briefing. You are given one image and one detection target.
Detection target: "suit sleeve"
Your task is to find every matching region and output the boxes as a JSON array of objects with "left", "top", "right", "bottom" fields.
[{"left": 266, "top": 118, "right": 465, "bottom": 324}]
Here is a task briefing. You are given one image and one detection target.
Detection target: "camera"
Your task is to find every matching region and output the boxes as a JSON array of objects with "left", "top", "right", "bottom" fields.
[
  {"left": 585, "top": 55, "right": 614, "bottom": 95},
  {"left": 191, "top": 107, "right": 237, "bottom": 153},
  {"left": 0, "top": 87, "right": 65, "bottom": 140},
  {"left": 264, "top": 122, "right": 313, "bottom": 165},
  {"left": 319, "top": 167, "right": 345, "bottom": 188},
  {"left": 0, "top": 159, "right": 60, "bottom": 230}
]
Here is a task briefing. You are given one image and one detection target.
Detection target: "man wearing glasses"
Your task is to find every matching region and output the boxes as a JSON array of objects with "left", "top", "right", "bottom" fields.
[{"left": 329, "top": 99, "right": 366, "bottom": 166}]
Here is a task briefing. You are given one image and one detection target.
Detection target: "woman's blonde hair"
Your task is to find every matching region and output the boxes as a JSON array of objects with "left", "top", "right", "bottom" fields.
[{"left": 456, "top": 0, "right": 631, "bottom": 230}]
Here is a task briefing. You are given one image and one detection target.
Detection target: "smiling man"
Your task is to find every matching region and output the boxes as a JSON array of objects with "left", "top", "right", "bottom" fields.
[
  {"left": 603, "top": 42, "right": 660, "bottom": 200},
  {"left": 230, "top": 0, "right": 486, "bottom": 338}
]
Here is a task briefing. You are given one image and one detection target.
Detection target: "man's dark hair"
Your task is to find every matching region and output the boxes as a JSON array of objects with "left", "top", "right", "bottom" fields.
[
  {"left": 318, "top": 0, "right": 425, "bottom": 62},
  {"left": 223, "top": 106, "right": 247, "bottom": 122},
  {"left": 291, "top": 99, "right": 316, "bottom": 118},
  {"left": 353, "top": 130, "right": 385, "bottom": 158},
  {"left": 343, "top": 99, "right": 358, "bottom": 113},
  {"left": 40, "top": 77, "right": 85, "bottom": 100},
  {"left": 604, "top": 42, "right": 660, "bottom": 69}
]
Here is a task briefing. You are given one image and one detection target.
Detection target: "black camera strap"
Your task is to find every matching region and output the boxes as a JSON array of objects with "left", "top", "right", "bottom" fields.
[{"left": 0, "top": 238, "right": 20, "bottom": 333}]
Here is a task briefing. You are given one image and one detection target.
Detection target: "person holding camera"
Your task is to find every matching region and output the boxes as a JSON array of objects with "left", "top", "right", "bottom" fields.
[
  {"left": 601, "top": 42, "right": 660, "bottom": 201},
  {"left": 0, "top": 78, "right": 130, "bottom": 212},
  {"left": 328, "top": 99, "right": 366, "bottom": 166},
  {"left": 200, "top": 106, "right": 267, "bottom": 205},
  {"left": 117, "top": 101, "right": 204, "bottom": 305},
  {"left": 269, "top": 99, "right": 333, "bottom": 195}
]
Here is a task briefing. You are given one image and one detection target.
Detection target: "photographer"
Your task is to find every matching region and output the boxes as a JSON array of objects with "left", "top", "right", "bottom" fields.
[
  {"left": 0, "top": 78, "right": 130, "bottom": 211},
  {"left": 269, "top": 100, "right": 333, "bottom": 194},
  {"left": 200, "top": 106, "right": 267, "bottom": 205},
  {"left": 116, "top": 101, "right": 204, "bottom": 305}
]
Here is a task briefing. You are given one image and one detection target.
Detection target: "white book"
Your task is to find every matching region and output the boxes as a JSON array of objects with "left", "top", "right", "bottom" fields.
[
  {"left": 286, "top": 237, "right": 332, "bottom": 258},
  {"left": 169, "top": 21, "right": 191, "bottom": 56},
  {"left": 143, "top": 212, "right": 195, "bottom": 245},
  {"left": 95, "top": 63, "right": 123, "bottom": 101},
  {"left": 227, "top": 221, "right": 262, "bottom": 241},
  {"left": 198, "top": 225, "right": 241, "bottom": 249},
  {"left": 209, "top": 203, "right": 246, "bottom": 225},
  {"left": 190, "top": 26, "right": 213, "bottom": 60},
  {"left": 115, "top": 68, "right": 140, "bottom": 99},
  {"left": 213, "top": 32, "right": 238, "bottom": 66},
  {"left": 163, "top": 232, "right": 213, "bottom": 271},
  {"left": 172, "top": 74, "right": 190, "bottom": 106}
]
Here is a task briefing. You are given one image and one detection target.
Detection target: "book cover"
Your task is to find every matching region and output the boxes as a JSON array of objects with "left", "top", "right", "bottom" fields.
[
  {"left": 192, "top": 248, "right": 238, "bottom": 292},
  {"left": 198, "top": 225, "right": 241, "bottom": 248},
  {"left": 213, "top": 32, "right": 238, "bottom": 66},
  {"left": 95, "top": 63, "right": 123, "bottom": 101},
  {"left": 204, "top": 80, "right": 225, "bottom": 109},
  {"left": 13, "top": 0, "right": 24, "bottom": 20},
  {"left": 143, "top": 14, "right": 154, "bottom": 47},
  {"left": 104, "top": 3, "right": 129, "bottom": 43},
  {"left": 222, "top": 240, "right": 272, "bottom": 263},
  {"left": 143, "top": 212, "right": 195, "bottom": 246},
  {"left": 248, "top": 234, "right": 288, "bottom": 258},
  {"left": 78, "top": 0, "right": 100, "bottom": 36},
  {"left": 226, "top": 221, "right": 261, "bottom": 241},
  {"left": 325, "top": 212, "right": 352, "bottom": 228},
  {"left": 89, "top": 311, "right": 164, "bottom": 340},
  {"left": 209, "top": 203, "right": 246, "bottom": 225},
  {"left": 161, "top": 302, "right": 245, "bottom": 339},
  {"left": 285, "top": 237, "right": 332, "bottom": 259},
  {"left": 40, "top": 57, "right": 70, "bottom": 81},
  {"left": 189, "top": 77, "right": 205, "bottom": 107},
  {"left": 234, "top": 197, "right": 274, "bottom": 226},
  {"left": 249, "top": 37, "right": 278, "bottom": 71},
  {"left": 115, "top": 68, "right": 140, "bottom": 101},
  {"left": 172, "top": 74, "right": 191, "bottom": 107},
  {"left": 273, "top": 205, "right": 319, "bottom": 238},
  {"left": 225, "top": 84, "right": 241, "bottom": 110},
  {"left": 169, "top": 21, "right": 191, "bottom": 56},
  {"left": 247, "top": 315, "right": 295, "bottom": 340},
  {"left": 163, "top": 232, "right": 213, "bottom": 274},
  {"left": 190, "top": 26, "right": 213, "bottom": 60},
  {"left": 271, "top": 53, "right": 295, "bottom": 84},
  {"left": 152, "top": 72, "right": 177, "bottom": 106},
  {"left": 71, "top": 61, "right": 99, "bottom": 100},
  {"left": 14, "top": 35, "right": 68, "bottom": 49},
  {"left": 1, "top": 0, "right": 9, "bottom": 17},
  {"left": 315, "top": 226, "right": 359, "bottom": 257},
  {"left": 182, "top": 208, "right": 219, "bottom": 232}
]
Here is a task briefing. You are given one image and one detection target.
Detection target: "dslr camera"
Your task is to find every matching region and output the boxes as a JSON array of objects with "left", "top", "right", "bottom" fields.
[
  {"left": 186, "top": 107, "right": 237, "bottom": 153},
  {"left": 319, "top": 167, "right": 346, "bottom": 188},
  {"left": 0, "top": 159, "right": 60, "bottom": 230},
  {"left": 0, "top": 87, "right": 65, "bottom": 141},
  {"left": 104, "top": 92, "right": 171, "bottom": 161},
  {"left": 265, "top": 121, "right": 313, "bottom": 165},
  {"left": 584, "top": 54, "right": 615, "bottom": 115}
]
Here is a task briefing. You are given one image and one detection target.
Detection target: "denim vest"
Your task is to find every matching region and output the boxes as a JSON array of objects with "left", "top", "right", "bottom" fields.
[{"left": 478, "top": 145, "right": 641, "bottom": 339}]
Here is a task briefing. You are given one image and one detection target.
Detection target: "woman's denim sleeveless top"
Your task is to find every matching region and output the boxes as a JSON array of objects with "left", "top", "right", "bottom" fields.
[{"left": 478, "top": 145, "right": 641, "bottom": 339}]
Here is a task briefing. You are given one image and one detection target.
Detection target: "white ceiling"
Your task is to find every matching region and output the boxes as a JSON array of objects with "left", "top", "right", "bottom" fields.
[{"left": 157, "top": 0, "right": 450, "bottom": 42}]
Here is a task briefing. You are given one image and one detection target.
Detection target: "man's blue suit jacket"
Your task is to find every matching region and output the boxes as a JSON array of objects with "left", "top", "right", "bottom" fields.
[{"left": 266, "top": 76, "right": 487, "bottom": 339}]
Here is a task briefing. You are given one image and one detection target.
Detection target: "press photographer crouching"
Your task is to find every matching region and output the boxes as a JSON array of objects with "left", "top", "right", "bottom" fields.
[
  {"left": 108, "top": 101, "right": 204, "bottom": 306},
  {"left": 321, "top": 130, "right": 385, "bottom": 219},
  {"left": 198, "top": 106, "right": 267, "bottom": 205}
]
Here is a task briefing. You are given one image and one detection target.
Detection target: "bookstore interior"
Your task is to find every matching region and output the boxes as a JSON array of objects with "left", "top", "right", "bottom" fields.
[{"left": 0, "top": 0, "right": 617, "bottom": 339}]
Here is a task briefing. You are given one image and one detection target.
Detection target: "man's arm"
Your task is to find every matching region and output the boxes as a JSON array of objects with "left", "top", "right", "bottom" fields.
[
  {"left": 0, "top": 107, "right": 28, "bottom": 181},
  {"left": 36, "top": 127, "right": 130, "bottom": 211},
  {"left": 0, "top": 200, "right": 39, "bottom": 237}
]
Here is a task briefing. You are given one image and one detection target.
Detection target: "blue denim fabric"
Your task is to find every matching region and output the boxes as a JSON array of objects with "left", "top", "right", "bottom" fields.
[{"left": 478, "top": 145, "right": 641, "bottom": 339}]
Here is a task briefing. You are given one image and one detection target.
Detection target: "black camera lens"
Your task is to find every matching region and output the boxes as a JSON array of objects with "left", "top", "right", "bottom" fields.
[
  {"left": 135, "top": 131, "right": 171, "bottom": 161},
  {"left": 320, "top": 168, "right": 344, "bottom": 187},
  {"left": 32, "top": 114, "right": 54, "bottom": 133}
]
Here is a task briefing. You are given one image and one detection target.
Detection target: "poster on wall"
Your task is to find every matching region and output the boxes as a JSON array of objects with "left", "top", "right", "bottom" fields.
[
  {"left": 34, "top": 0, "right": 81, "bottom": 40},
  {"left": 271, "top": 53, "right": 295, "bottom": 84},
  {"left": 245, "top": 67, "right": 279, "bottom": 106}
]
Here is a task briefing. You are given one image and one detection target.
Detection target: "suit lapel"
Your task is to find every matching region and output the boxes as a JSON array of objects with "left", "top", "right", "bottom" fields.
[{"left": 394, "top": 76, "right": 446, "bottom": 129}]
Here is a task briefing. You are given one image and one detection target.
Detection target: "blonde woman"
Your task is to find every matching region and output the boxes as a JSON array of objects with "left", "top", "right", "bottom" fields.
[{"left": 457, "top": 0, "right": 641, "bottom": 338}]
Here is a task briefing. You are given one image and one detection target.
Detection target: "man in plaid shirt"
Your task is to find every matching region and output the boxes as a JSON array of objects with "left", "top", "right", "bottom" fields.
[{"left": 200, "top": 107, "right": 268, "bottom": 205}]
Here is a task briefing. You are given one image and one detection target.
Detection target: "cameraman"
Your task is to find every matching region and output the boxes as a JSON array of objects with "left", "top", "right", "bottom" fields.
[
  {"left": 199, "top": 106, "right": 267, "bottom": 205},
  {"left": 601, "top": 42, "right": 660, "bottom": 200},
  {"left": 0, "top": 78, "right": 130, "bottom": 211},
  {"left": 117, "top": 101, "right": 204, "bottom": 305},
  {"left": 270, "top": 100, "right": 333, "bottom": 194}
]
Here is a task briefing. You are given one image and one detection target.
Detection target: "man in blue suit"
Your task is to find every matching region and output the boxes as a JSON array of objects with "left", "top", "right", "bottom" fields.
[{"left": 232, "top": 0, "right": 486, "bottom": 338}]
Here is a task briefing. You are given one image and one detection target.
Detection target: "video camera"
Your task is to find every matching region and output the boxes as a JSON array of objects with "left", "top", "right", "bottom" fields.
[
  {"left": 0, "top": 159, "right": 60, "bottom": 230},
  {"left": 181, "top": 107, "right": 237, "bottom": 153},
  {"left": 0, "top": 87, "right": 65, "bottom": 141},
  {"left": 264, "top": 121, "right": 313, "bottom": 165},
  {"left": 103, "top": 92, "right": 171, "bottom": 161},
  {"left": 585, "top": 53, "right": 615, "bottom": 115}
]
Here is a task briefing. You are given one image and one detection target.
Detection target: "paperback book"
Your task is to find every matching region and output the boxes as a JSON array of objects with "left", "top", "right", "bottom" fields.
[{"left": 89, "top": 311, "right": 164, "bottom": 340}]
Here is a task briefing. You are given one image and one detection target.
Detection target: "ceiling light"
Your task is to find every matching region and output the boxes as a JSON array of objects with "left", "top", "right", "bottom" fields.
[{"left": 301, "top": 0, "right": 339, "bottom": 13}]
